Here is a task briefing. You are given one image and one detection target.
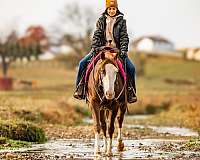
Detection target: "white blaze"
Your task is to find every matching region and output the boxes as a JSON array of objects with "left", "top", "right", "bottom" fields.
[{"left": 102, "top": 63, "right": 118, "bottom": 99}]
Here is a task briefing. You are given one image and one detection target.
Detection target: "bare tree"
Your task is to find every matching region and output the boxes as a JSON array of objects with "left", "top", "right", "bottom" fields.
[{"left": 54, "top": 3, "right": 97, "bottom": 58}]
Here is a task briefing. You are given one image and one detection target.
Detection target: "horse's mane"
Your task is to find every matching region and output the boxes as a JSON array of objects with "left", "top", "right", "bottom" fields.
[{"left": 99, "top": 59, "right": 118, "bottom": 71}]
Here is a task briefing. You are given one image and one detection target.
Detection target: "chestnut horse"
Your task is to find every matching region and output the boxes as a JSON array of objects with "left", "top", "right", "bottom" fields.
[{"left": 87, "top": 47, "right": 127, "bottom": 156}]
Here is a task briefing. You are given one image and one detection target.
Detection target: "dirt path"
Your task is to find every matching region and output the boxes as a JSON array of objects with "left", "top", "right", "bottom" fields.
[{"left": 0, "top": 116, "right": 200, "bottom": 160}]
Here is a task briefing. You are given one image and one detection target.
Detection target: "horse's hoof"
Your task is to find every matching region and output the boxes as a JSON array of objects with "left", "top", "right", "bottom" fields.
[{"left": 117, "top": 140, "right": 124, "bottom": 152}]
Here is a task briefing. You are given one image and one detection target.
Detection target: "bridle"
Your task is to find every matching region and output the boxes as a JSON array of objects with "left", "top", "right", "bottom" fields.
[{"left": 92, "top": 47, "right": 127, "bottom": 107}]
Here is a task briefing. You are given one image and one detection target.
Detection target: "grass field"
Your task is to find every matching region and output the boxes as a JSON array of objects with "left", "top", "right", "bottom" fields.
[
  {"left": 0, "top": 54, "right": 199, "bottom": 145},
  {"left": 129, "top": 54, "right": 200, "bottom": 130}
]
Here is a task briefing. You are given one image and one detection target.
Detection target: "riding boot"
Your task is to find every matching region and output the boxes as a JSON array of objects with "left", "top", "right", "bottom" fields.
[
  {"left": 127, "top": 80, "right": 137, "bottom": 103},
  {"left": 73, "top": 82, "right": 86, "bottom": 100}
]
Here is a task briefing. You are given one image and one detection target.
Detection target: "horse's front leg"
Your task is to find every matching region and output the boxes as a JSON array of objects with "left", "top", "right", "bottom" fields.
[
  {"left": 90, "top": 100, "right": 101, "bottom": 155},
  {"left": 95, "top": 132, "right": 100, "bottom": 155},
  {"left": 100, "top": 109, "right": 107, "bottom": 153},
  {"left": 117, "top": 104, "right": 126, "bottom": 152},
  {"left": 107, "top": 108, "right": 118, "bottom": 156}
]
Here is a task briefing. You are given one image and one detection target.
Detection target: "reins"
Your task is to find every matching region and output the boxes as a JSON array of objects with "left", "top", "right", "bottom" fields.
[
  {"left": 92, "top": 52, "right": 103, "bottom": 102},
  {"left": 114, "top": 59, "right": 126, "bottom": 101}
]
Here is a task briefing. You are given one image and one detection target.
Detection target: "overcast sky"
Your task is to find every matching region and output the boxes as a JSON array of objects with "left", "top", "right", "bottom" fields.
[{"left": 0, "top": 0, "right": 200, "bottom": 48}]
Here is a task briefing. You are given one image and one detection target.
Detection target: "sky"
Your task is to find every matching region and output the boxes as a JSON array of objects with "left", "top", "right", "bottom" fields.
[{"left": 0, "top": 0, "right": 200, "bottom": 48}]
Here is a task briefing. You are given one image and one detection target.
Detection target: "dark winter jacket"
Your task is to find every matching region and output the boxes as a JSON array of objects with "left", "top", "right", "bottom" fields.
[{"left": 91, "top": 13, "right": 129, "bottom": 55}]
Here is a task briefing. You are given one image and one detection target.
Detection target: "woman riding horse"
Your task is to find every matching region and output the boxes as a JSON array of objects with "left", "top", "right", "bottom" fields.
[
  {"left": 87, "top": 49, "right": 126, "bottom": 155},
  {"left": 73, "top": 0, "right": 137, "bottom": 103}
]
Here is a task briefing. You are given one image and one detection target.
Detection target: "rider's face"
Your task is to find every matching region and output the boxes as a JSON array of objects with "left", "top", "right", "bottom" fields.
[{"left": 107, "top": 7, "right": 117, "bottom": 17}]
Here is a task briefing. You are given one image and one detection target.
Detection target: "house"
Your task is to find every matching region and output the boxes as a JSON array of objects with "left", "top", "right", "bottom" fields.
[
  {"left": 38, "top": 51, "right": 55, "bottom": 60},
  {"left": 38, "top": 45, "right": 73, "bottom": 60},
  {"left": 186, "top": 48, "right": 200, "bottom": 61},
  {"left": 132, "top": 35, "right": 175, "bottom": 54}
]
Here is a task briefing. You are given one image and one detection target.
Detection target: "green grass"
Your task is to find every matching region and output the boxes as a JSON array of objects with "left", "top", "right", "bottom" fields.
[
  {"left": 1, "top": 60, "right": 75, "bottom": 99},
  {"left": 137, "top": 56, "right": 200, "bottom": 96},
  {"left": 184, "top": 138, "right": 200, "bottom": 151},
  {"left": 128, "top": 54, "right": 200, "bottom": 115},
  {"left": 0, "top": 137, "right": 32, "bottom": 150}
]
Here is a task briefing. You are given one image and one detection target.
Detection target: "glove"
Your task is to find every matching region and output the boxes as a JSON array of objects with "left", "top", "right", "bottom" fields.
[{"left": 120, "top": 51, "right": 128, "bottom": 61}]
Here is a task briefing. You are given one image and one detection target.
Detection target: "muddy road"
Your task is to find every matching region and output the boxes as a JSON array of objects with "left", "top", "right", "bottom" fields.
[{"left": 0, "top": 116, "right": 200, "bottom": 160}]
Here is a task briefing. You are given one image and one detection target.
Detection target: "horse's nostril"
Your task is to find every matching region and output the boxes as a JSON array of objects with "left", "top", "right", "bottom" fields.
[{"left": 106, "top": 91, "right": 114, "bottom": 98}]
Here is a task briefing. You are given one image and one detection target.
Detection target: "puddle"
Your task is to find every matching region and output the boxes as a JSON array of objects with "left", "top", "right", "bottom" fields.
[
  {"left": 84, "top": 117, "right": 93, "bottom": 124},
  {"left": 126, "top": 115, "right": 153, "bottom": 120},
  {"left": 84, "top": 116, "right": 199, "bottom": 137},
  {"left": 126, "top": 124, "right": 199, "bottom": 137},
  {"left": 125, "top": 115, "right": 199, "bottom": 137},
  {"left": 1, "top": 116, "right": 198, "bottom": 159},
  {"left": 1, "top": 139, "right": 200, "bottom": 159},
  {"left": 151, "top": 126, "right": 199, "bottom": 137}
]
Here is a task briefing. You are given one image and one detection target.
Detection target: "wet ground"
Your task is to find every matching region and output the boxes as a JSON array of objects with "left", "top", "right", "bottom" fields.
[
  {"left": 0, "top": 116, "right": 200, "bottom": 160},
  {"left": 1, "top": 139, "right": 200, "bottom": 160}
]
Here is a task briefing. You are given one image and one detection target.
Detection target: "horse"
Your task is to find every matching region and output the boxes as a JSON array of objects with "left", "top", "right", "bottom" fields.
[{"left": 87, "top": 47, "right": 127, "bottom": 156}]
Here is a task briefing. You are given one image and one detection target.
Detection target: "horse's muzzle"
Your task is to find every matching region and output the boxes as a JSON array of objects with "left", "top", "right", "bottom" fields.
[{"left": 105, "top": 91, "right": 115, "bottom": 100}]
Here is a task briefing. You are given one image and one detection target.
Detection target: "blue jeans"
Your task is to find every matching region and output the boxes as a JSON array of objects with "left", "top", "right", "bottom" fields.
[
  {"left": 124, "top": 58, "right": 136, "bottom": 92},
  {"left": 75, "top": 53, "right": 136, "bottom": 88},
  {"left": 76, "top": 52, "right": 93, "bottom": 86},
  {"left": 124, "top": 58, "right": 136, "bottom": 81}
]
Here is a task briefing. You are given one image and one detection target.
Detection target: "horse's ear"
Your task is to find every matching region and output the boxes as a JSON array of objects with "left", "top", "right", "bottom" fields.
[{"left": 101, "top": 52, "right": 105, "bottom": 60}]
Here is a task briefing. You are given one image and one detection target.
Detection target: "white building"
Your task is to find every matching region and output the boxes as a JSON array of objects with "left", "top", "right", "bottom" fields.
[
  {"left": 132, "top": 35, "right": 175, "bottom": 53},
  {"left": 186, "top": 48, "right": 200, "bottom": 61},
  {"left": 39, "top": 51, "right": 55, "bottom": 60},
  {"left": 38, "top": 45, "right": 73, "bottom": 60}
]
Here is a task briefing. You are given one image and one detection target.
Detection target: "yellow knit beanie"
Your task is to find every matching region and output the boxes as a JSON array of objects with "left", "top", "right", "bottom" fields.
[{"left": 106, "top": 0, "right": 118, "bottom": 8}]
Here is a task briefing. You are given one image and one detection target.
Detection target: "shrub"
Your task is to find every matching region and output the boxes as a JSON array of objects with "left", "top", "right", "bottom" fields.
[
  {"left": 0, "top": 137, "right": 7, "bottom": 144},
  {"left": 75, "top": 105, "right": 91, "bottom": 117},
  {"left": 0, "top": 120, "right": 46, "bottom": 143}
]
